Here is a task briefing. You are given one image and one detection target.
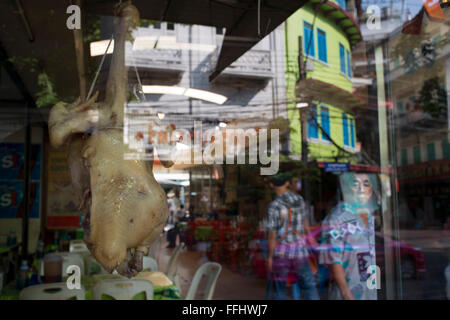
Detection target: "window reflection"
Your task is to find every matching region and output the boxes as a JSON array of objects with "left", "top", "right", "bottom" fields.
[{"left": 0, "top": 0, "right": 448, "bottom": 301}]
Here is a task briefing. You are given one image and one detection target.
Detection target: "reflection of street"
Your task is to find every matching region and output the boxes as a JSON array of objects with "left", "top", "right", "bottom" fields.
[
  {"left": 395, "top": 230, "right": 450, "bottom": 251},
  {"left": 391, "top": 229, "right": 450, "bottom": 299},
  {"left": 401, "top": 251, "right": 448, "bottom": 300}
]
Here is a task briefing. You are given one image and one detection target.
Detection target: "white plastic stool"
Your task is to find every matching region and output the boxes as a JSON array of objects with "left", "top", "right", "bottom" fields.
[
  {"left": 142, "top": 256, "right": 158, "bottom": 272},
  {"left": 92, "top": 278, "right": 154, "bottom": 300},
  {"left": 185, "top": 262, "right": 222, "bottom": 300},
  {"left": 19, "top": 282, "right": 85, "bottom": 300}
]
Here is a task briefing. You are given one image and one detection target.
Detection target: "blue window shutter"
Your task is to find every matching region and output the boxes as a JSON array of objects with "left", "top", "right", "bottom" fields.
[
  {"left": 307, "top": 106, "right": 318, "bottom": 139},
  {"left": 317, "top": 29, "right": 327, "bottom": 63},
  {"left": 303, "top": 22, "right": 315, "bottom": 58},
  {"left": 443, "top": 140, "right": 450, "bottom": 158},
  {"left": 342, "top": 114, "right": 349, "bottom": 146},
  {"left": 401, "top": 149, "right": 408, "bottom": 166},
  {"left": 427, "top": 143, "right": 435, "bottom": 161},
  {"left": 413, "top": 146, "right": 421, "bottom": 164},
  {"left": 320, "top": 106, "right": 330, "bottom": 141},
  {"left": 346, "top": 49, "right": 352, "bottom": 77},
  {"left": 339, "top": 44, "right": 346, "bottom": 74},
  {"left": 350, "top": 118, "right": 355, "bottom": 148}
]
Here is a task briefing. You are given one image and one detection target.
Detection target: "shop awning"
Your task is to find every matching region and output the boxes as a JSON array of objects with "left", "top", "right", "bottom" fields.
[
  {"left": 85, "top": 0, "right": 310, "bottom": 81},
  {"left": 296, "top": 77, "right": 367, "bottom": 113}
]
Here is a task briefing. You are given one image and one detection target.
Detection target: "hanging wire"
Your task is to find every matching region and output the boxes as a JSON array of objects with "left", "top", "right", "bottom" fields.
[
  {"left": 130, "top": 49, "right": 145, "bottom": 102},
  {"left": 257, "top": 0, "right": 261, "bottom": 38},
  {"left": 85, "top": 0, "right": 124, "bottom": 101},
  {"left": 86, "top": 33, "right": 114, "bottom": 101}
]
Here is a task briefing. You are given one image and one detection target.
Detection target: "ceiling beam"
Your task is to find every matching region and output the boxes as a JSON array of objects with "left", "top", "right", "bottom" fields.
[{"left": 0, "top": 40, "right": 36, "bottom": 108}]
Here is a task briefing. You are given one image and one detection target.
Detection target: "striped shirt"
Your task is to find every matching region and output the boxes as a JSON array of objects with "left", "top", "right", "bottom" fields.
[{"left": 266, "top": 191, "right": 309, "bottom": 259}]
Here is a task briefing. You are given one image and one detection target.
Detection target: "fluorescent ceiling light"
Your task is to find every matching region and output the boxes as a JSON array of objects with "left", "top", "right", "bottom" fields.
[
  {"left": 141, "top": 85, "right": 227, "bottom": 105},
  {"left": 91, "top": 35, "right": 217, "bottom": 57},
  {"left": 142, "top": 85, "right": 185, "bottom": 95},
  {"left": 154, "top": 173, "right": 190, "bottom": 180},
  {"left": 133, "top": 35, "right": 216, "bottom": 52},
  {"left": 157, "top": 112, "right": 166, "bottom": 120},
  {"left": 296, "top": 102, "right": 309, "bottom": 108},
  {"left": 184, "top": 88, "right": 227, "bottom": 105},
  {"left": 90, "top": 39, "right": 114, "bottom": 56}
]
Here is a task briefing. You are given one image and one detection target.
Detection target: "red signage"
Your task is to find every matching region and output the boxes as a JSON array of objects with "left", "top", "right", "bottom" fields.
[
  {"left": 423, "top": 0, "right": 446, "bottom": 20},
  {"left": 397, "top": 158, "right": 450, "bottom": 183}
]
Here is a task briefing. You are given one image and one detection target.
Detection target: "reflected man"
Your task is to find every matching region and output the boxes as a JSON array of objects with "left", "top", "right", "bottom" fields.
[
  {"left": 319, "top": 172, "right": 380, "bottom": 300},
  {"left": 266, "top": 172, "right": 320, "bottom": 300}
]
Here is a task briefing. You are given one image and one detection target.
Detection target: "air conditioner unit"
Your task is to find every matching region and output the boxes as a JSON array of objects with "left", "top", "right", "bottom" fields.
[{"left": 305, "top": 60, "right": 314, "bottom": 71}]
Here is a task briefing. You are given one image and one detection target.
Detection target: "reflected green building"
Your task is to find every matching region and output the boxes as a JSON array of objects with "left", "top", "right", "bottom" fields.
[{"left": 285, "top": 0, "right": 363, "bottom": 163}]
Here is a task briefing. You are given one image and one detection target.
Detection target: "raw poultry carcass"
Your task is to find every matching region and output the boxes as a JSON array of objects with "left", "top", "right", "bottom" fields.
[{"left": 48, "top": 2, "right": 174, "bottom": 277}]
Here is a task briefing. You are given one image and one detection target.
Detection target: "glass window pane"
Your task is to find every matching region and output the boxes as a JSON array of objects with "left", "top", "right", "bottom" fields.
[{"left": 3, "top": 0, "right": 448, "bottom": 302}]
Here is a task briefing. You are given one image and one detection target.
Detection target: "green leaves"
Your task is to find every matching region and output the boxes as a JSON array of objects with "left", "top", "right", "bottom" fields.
[
  {"left": 35, "top": 72, "right": 59, "bottom": 108},
  {"left": 417, "top": 77, "right": 447, "bottom": 119},
  {"left": 7, "top": 56, "right": 39, "bottom": 73}
]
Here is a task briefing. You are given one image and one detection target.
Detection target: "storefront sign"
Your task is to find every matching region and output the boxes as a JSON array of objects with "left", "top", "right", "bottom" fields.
[
  {"left": 0, "top": 181, "right": 40, "bottom": 218},
  {"left": 325, "top": 162, "right": 349, "bottom": 172},
  {"left": 0, "top": 143, "right": 41, "bottom": 219},
  {"left": 423, "top": 0, "right": 446, "bottom": 21},
  {"left": 398, "top": 158, "right": 450, "bottom": 183},
  {"left": 0, "top": 143, "right": 41, "bottom": 181},
  {"left": 47, "top": 147, "right": 79, "bottom": 229}
]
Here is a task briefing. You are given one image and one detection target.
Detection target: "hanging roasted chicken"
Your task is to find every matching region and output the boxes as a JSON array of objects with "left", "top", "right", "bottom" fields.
[{"left": 48, "top": 1, "right": 173, "bottom": 277}]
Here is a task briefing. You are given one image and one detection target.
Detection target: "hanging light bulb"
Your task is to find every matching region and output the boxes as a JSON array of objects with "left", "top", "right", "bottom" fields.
[{"left": 157, "top": 112, "right": 165, "bottom": 120}]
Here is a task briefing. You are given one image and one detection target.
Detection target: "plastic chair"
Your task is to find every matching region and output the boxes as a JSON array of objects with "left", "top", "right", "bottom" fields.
[
  {"left": 142, "top": 256, "right": 158, "bottom": 272},
  {"left": 69, "top": 241, "right": 89, "bottom": 254},
  {"left": 69, "top": 239, "right": 84, "bottom": 246},
  {"left": 185, "top": 262, "right": 222, "bottom": 300},
  {"left": 59, "top": 252, "right": 85, "bottom": 276},
  {"left": 165, "top": 244, "right": 184, "bottom": 292},
  {"left": 85, "top": 255, "right": 109, "bottom": 275},
  {"left": 166, "top": 244, "right": 184, "bottom": 279},
  {"left": 19, "top": 282, "right": 85, "bottom": 300},
  {"left": 148, "top": 233, "right": 164, "bottom": 258},
  {"left": 92, "top": 278, "right": 154, "bottom": 300}
]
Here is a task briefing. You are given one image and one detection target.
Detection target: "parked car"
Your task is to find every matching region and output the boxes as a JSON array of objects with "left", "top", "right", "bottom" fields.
[
  {"left": 307, "top": 225, "right": 426, "bottom": 280},
  {"left": 249, "top": 225, "right": 426, "bottom": 283}
]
